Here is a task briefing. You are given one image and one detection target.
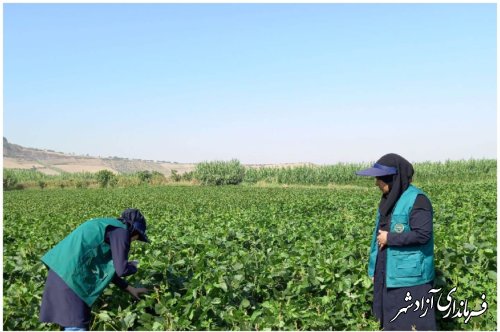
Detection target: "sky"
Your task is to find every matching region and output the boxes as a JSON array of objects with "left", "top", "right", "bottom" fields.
[{"left": 3, "top": 3, "right": 497, "bottom": 164}]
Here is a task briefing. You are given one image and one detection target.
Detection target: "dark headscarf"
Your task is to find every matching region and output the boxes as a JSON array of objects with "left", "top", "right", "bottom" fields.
[
  {"left": 118, "top": 208, "right": 149, "bottom": 243},
  {"left": 376, "top": 153, "right": 414, "bottom": 230}
]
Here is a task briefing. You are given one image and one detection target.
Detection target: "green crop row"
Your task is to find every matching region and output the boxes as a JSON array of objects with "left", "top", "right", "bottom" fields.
[
  {"left": 3, "top": 176, "right": 496, "bottom": 330},
  {"left": 244, "top": 159, "right": 497, "bottom": 185},
  {"left": 4, "top": 159, "right": 496, "bottom": 190},
  {"left": 194, "top": 159, "right": 245, "bottom": 185},
  {"left": 2, "top": 169, "right": 184, "bottom": 190}
]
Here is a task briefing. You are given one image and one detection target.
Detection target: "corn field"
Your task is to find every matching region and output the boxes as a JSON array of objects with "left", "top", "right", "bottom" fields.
[{"left": 4, "top": 159, "right": 496, "bottom": 190}]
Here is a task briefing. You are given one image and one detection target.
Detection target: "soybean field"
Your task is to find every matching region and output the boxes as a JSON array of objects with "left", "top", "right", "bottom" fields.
[{"left": 3, "top": 178, "right": 497, "bottom": 330}]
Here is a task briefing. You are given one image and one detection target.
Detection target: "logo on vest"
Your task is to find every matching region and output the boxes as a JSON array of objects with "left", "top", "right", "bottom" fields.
[{"left": 394, "top": 223, "right": 405, "bottom": 233}]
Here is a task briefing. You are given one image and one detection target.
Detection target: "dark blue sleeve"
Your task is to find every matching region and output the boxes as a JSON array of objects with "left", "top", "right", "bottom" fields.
[
  {"left": 112, "top": 274, "right": 129, "bottom": 290},
  {"left": 387, "top": 194, "right": 433, "bottom": 247},
  {"left": 106, "top": 227, "right": 137, "bottom": 289}
]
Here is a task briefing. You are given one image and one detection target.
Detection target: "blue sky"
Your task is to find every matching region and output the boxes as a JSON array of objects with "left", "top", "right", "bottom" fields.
[{"left": 4, "top": 4, "right": 497, "bottom": 164}]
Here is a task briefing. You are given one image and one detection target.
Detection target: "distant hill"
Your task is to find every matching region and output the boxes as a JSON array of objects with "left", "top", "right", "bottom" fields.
[
  {"left": 3, "top": 137, "right": 195, "bottom": 175},
  {"left": 3, "top": 138, "right": 317, "bottom": 176}
]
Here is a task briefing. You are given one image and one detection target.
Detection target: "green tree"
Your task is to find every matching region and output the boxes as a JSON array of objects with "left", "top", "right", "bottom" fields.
[
  {"left": 137, "top": 171, "right": 153, "bottom": 183},
  {"left": 96, "top": 170, "right": 116, "bottom": 188}
]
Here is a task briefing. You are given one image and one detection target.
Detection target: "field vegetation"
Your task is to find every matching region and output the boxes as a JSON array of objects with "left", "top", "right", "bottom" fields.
[
  {"left": 3, "top": 159, "right": 496, "bottom": 330},
  {"left": 4, "top": 159, "right": 496, "bottom": 189}
]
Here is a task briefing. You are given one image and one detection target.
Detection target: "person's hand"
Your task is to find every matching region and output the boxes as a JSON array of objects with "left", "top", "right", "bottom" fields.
[
  {"left": 126, "top": 286, "right": 148, "bottom": 300},
  {"left": 377, "top": 230, "right": 388, "bottom": 249},
  {"left": 371, "top": 277, "right": 374, "bottom": 283}
]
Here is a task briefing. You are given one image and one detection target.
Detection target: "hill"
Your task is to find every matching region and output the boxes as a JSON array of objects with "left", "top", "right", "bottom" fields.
[
  {"left": 3, "top": 137, "right": 195, "bottom": 175},
  {"left": 3, "top": 138, "right": 314, "bottom": 176}
]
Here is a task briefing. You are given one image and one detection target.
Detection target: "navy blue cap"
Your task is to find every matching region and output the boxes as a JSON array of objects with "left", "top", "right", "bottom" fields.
[
  {"left": 120, "top": 208, "right": 149, "bottom": 243},
  {"left": 356, "top": 163, "right": 398, "bottom": 177}
]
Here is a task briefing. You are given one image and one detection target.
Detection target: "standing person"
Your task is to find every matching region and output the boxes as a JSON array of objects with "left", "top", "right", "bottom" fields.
[
  {"left": 39, "top": 208, "right": 150, "bottom": 331},
  {"left": 356, "top": 153, "right": 436, "bottom": 330}
]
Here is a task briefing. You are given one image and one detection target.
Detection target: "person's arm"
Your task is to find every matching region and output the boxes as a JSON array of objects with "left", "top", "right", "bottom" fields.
[
  {"left": 108, "top": 227, "right": 138, "bottom": 277},
  {"left": 387, "top": 195, "right": 433, "bottom": 246},
  {"left": 111, "top": 273, "right": 129, "bottom": 290},
  {"left": 108, "top": 227, "right": 148, "bottom": 298}
]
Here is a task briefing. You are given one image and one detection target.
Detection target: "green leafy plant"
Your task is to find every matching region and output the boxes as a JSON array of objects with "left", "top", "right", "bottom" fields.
[
  {"left": 96, "top": 170, "right": 117, "bottom": 188},
  {"left": 3, "top": 169, "right": 19, "bottom": 190},
  {"left": 3, "top": 167, "right": 496, "bottom": 330},
  {"left": 194, "top": 159, "right": 245, "bottom": 185},
  {"left": 170, "top": 170, "right": 181, "bottom": 182},
  {"left": 137, "top": 171, "right": 153, "bottom": 183}
]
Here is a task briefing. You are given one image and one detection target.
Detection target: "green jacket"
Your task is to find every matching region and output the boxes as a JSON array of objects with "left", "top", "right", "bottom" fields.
[
  {"left": 368, "top": 185, "right": 435, "bottom": 287},
  {"left": 41, "top": 218, "right": 127, "bottom": 306}
]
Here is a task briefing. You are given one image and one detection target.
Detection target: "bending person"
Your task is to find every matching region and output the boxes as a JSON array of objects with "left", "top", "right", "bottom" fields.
[{"left": 39, "top": 208, "right": 150, "bottom": 331}]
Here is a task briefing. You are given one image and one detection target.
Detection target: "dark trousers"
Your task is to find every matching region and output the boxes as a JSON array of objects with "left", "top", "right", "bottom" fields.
[{"left": 373, "top": 248, "right": 437, "bottom": 330}]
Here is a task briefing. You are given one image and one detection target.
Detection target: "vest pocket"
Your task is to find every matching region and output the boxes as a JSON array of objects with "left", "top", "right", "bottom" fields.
[{"left": 392, "top": 251, "right": 423, "bottom": 277}]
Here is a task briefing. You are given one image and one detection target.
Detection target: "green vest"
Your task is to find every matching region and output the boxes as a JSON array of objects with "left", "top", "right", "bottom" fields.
[
  {"left": 41, "top": 218, "right": 127, "bottom": 306},
  {"left": 368, "top": 185, "right": 435, "bottom": 288}
]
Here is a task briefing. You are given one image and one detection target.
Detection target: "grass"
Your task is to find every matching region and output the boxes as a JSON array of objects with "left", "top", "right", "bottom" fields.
[{"left": 4, "top": 159, "right": 496, "bottom": 190}]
